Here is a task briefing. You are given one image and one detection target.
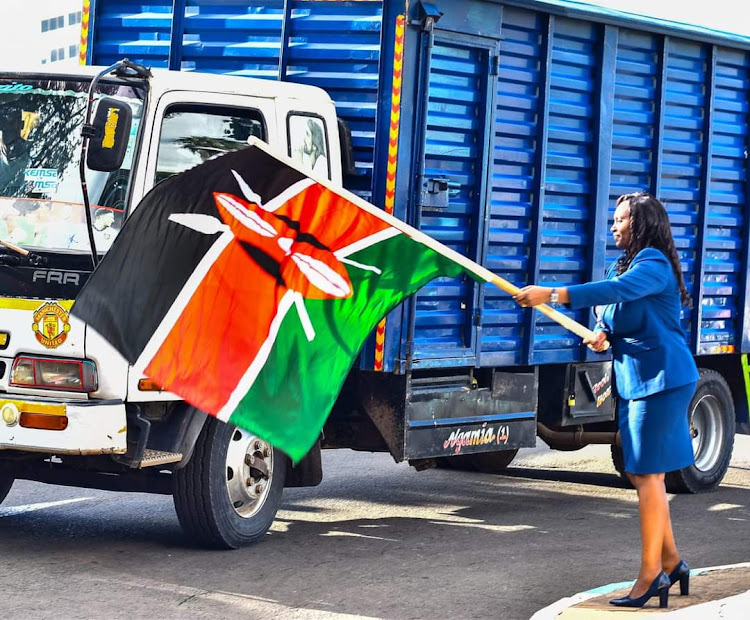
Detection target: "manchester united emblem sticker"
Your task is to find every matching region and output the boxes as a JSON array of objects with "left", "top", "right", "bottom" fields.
[{"left": 32, "top": 302, "right": 71, "bottom": 349}]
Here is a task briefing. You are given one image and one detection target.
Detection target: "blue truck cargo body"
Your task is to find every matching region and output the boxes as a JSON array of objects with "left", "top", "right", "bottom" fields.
[{"left": 86, "top": 0, "right": 750, "bottom": 375}]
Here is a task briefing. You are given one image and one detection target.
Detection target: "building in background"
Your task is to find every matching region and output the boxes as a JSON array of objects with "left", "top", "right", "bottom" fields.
[{"left": 0, "top": 2, "right": 84, "bottom": 68}]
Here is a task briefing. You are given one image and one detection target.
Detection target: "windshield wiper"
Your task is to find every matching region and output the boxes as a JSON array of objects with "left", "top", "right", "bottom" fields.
[{"left": 0, "top": 238, "right": 47, "bottom": 267}]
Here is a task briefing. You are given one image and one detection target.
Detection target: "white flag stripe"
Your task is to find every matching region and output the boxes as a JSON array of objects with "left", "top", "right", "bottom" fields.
[
  {"left": 134, "top": 230, "right": 235, "bottom": 374},
  {"left": 338, "top": 257, "right": 382, "bottom": 275},
  {"left": 261, "top": 178, "right": 316, "bottom": 212},
  {"left": 231, "top": 169, "right": 264, "bottom": 207},
  {"left": 293, "top": 293, "right": 316, "bottom": 342},
  {"left": 216, "top": 291, "right": 297, "bottom": 422},
  {"left": 334, "top": 227, "right": 401, "bottom": 259},
  {"left": 168, "top": 213, "right": 229, "bottom": 235}
]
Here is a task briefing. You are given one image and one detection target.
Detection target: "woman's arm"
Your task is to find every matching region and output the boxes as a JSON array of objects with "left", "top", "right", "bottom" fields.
[{"left": 514, "top": 249, "right": 671, "bottom": 310}]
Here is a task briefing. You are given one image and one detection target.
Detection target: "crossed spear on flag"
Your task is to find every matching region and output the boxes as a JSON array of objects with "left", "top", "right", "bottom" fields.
[{"left": 72, "top": 138, "right": 602, "bottom": 461}]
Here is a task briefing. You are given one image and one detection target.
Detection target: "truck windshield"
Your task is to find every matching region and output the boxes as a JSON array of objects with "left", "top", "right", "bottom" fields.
[{"left": 0, "top": 77, "right": 144, "bottom": 253}]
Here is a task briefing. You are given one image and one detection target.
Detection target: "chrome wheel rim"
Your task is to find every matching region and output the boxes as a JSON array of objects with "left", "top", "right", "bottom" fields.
[
  {"left": 690, "top": 394, "right": 724, "bottom": 472},
  {"left": 225, "top": 428, "right": 274, "bottom": 518}
]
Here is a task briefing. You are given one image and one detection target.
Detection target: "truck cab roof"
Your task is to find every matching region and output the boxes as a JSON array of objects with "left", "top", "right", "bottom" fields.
[{"left": 0, "top": 64, "right": 335, "bottom": 105}]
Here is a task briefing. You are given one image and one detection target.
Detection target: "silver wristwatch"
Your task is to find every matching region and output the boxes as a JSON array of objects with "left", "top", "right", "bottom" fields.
[{"left": 549, "top": 288, "right": 559, "bottom": 304}]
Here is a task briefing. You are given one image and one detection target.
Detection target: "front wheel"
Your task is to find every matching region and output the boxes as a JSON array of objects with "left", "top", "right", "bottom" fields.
[
  {"left": 666, "top": 369, "right": 735, "bottom": 494},
  {"left": 173, "top": 417, "right": 286, "bottom": 549},
  {"left": 0, "top": 471, "right": 13, "bottom": 505}
]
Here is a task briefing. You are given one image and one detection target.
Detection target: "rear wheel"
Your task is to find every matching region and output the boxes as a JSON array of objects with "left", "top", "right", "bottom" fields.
[
  {"left": 173, "top": 417, "right": 286, "bottom": 549},
  {"left": 666, "top": 370, "right": 735, "bottom": 494},
  {"left": 0, "top": 471, "right": 13, "bottom": 505},
  {"left": 610, "top": 444, "right": 632, "bottom": 487}
]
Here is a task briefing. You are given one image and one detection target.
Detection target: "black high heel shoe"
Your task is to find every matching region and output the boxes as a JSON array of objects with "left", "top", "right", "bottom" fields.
[
  {"left": 667, "top": 560, "right": 690, "bottom": 595},
  {"left": 610, "top": 572, "right": 670, "bottom": 608}
]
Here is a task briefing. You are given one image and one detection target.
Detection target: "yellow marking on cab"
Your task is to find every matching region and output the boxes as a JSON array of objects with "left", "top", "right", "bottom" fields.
[
  {"left": 0, "top": 399, "right": 67, "bottom": 416},
  {"left": 0, "top": 332, "right": 7, "bottom": 346},
  {"left": 118, "top": 426, "right": 127, "bottom": 434},
  {"left": 0, "top": 298, "right": 74, "bottom": 311}
]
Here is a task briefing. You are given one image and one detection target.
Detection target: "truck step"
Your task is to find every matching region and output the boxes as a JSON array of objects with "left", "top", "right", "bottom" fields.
[{"left": 139, "top": 449, "right": 183, "bottom": 468}]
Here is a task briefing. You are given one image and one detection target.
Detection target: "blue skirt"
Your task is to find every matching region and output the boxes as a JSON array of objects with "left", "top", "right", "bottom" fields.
[{"left": 619, "top": 382, "right": 697, "bottom": 475}]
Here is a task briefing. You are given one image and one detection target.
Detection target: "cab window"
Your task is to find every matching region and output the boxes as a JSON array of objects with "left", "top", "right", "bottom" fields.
[
  {"left": 287, "top": 113, "right": 330, "bottom": 179},
  {"left": 155, "top": 104, "right": 265, "bottom": 183}
]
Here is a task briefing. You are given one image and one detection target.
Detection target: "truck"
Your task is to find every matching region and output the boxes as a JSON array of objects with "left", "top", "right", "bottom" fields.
[{"left": 1, "top": 0, "right": 748, "bottom": 549}]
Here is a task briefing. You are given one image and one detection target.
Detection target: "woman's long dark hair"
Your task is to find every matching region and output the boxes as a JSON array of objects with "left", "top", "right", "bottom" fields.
[{"left": 614, "top": 192, "right": 691, "bottom": 306}]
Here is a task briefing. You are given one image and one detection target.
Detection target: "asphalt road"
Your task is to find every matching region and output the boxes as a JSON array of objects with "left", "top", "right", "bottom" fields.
[{"left": 1, "top": 438, "right": 749, "bottom": 620}]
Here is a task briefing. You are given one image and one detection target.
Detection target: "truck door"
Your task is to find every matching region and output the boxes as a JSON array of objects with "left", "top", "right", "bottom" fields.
[
  {"left": 411, "top": 34, "right": 496, "bottom": 365},
  {"left": 134, "top": 91, "right": 277, "bottom": 201}
]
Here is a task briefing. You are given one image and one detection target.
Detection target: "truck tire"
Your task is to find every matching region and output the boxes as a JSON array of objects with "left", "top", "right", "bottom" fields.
[
  {"left": 666, "top": 369, "right": 735, "bottom": 494},
  {"left": 0, "top": 472, "right": 13, "bottom": 505},
  {"left": 435, "top": 449, "right": 518, "bottom": 473},
  {"left": 173, "top": 417, "right": 286, "bottom": 549},
  {"left": 610, "top": 444, "right": 632, "bottom": 488}
]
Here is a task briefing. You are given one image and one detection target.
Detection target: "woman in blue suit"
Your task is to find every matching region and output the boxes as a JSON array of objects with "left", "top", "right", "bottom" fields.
[{"left": 515, "top": 193, "right": 698, "bottom": 609}]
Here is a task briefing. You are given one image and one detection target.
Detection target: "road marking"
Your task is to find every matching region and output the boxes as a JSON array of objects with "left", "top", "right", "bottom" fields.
[
  {"left": 320, "top": 530, "right": 400, "bottom": 542},
  {"left": 0, "top": 497, "right": 92, "bottom": 518},
  {"left": 707, "top": 502, "right": 743, "bottom": 511}
]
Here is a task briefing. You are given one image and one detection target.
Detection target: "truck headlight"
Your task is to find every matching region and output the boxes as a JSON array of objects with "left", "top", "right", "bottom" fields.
[{"left": 10, "top": 356, "right": 98, "bottom": 393}]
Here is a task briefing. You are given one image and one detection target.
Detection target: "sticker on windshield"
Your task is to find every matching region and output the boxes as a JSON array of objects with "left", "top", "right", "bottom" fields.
[
  {"left": 23, "top": 168, "right": 58, "bottom": 191},
  {"left": 32, "top": 301, "right": 71, "bottom": 349},
  {"left": 0, "top": 82, "right": 34, "bottom": 93}
]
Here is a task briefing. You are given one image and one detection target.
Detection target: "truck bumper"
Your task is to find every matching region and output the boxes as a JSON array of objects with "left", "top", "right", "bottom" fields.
[{"left": 0, "top": 398, "right": 127, "bottom": 455}]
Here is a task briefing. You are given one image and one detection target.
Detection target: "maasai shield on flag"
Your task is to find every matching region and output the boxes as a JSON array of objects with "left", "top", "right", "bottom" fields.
[{"left": 71, "top": 140, "right": 479, "bottom": 461}]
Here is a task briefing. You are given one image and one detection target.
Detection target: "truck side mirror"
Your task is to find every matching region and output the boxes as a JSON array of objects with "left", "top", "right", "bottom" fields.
[{"left": 86, "top": 98, "right": 132, "bottom": 172}]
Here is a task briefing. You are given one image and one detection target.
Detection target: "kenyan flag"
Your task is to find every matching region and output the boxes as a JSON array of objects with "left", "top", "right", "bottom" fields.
[{"left": 72, "top": 142, "right": 475, "bottom": 461}]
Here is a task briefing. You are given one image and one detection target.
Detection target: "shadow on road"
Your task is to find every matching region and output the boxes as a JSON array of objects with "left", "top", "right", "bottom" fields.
[{"left": 1, "top": 455, "right": 748, "bottom": 619}]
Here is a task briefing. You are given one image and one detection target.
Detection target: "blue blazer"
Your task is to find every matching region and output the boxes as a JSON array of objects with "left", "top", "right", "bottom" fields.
[{"left": 567, "top": 248, "right": 699, "bottom": 400}]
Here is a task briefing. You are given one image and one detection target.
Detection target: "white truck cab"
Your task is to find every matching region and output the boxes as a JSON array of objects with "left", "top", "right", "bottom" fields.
[{"left": 0, "top": 61, "right": 343, "bottom": 548}]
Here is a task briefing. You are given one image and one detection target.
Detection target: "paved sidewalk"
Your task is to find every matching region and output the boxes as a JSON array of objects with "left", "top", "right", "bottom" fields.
[{"left": 532, "top": 563, "right": 750, "bottom": 619}]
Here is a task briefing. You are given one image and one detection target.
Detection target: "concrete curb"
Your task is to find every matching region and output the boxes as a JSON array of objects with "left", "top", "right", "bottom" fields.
[{"left": 530, "top": 562, "right": 750, "bottom": 619}]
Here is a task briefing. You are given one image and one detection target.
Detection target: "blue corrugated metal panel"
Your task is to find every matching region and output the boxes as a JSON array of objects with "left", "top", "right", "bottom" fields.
[
  {"left": 659, "top": 39, "right": 707, "bottom": 336},
  {"left": 533, "top": 16, "right": 601, "bottom": 363},
  {"left": 608, "top": 30, "right": 659, "bottom": 272},
  {"left": 180, "top": 1, "right": 284, "bottom": 78},
  {"left": 481, "top": 7, "right": 545, "bottom": 366},
  {"left": 702, "top": 47, "right": 750, "bottom": 353},
  {"left": 609, "top": 30, "right": 658, "bottom": 204},
  {"left": 91, "top": 1, "right": 174, "bottom": 67},
  {"left": 413, "top": 39, "right": 487, "bottom": 360},
  {"left": 93, "top": 1, "right": 383, "bottom": 199},
  {"left": 584, "top": 24, "right": 615, "bottom": 362},
  {"left": 284, "top": 1, "right": 383, "bottom": 198},
  {"left": 503, "top": 0, "right": 750, "bottom": 51}
]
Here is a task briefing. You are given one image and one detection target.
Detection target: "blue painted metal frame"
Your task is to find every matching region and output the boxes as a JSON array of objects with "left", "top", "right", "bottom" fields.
[
  {"left": 475, "top": 6, "right": 504, "bottom": 367},
  {"left": 400, "top": 17, "right": 435, "bottom": 372},
  {"left": 407, "top": 411, "right": 535, "bottom": 429},
  {"left": 584, "top": 24, "right": 616, "bottom": 362},
  {"left": 650, "top": 36, "right": 668, "bottom": 198},
  {"left": 740, "top": 78, "right": 750, "bottom": 353},
  {"left": 85, "top": 0, "right": 98, "bottom": 65},
  {"left": 168, "top": 0, "right": 187, "bottom": 70},
  {"left": 690, "top": 45, "right": 716, "bottom": 353},
  {"left": 277, "top": 0, "right": 293, "bottom": 80},
  {"left": 403, "top": 27, "right": 498, "bottom": 369},
  {"left": 523, "top": 13, "right": 552, "bottom": 365}
]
